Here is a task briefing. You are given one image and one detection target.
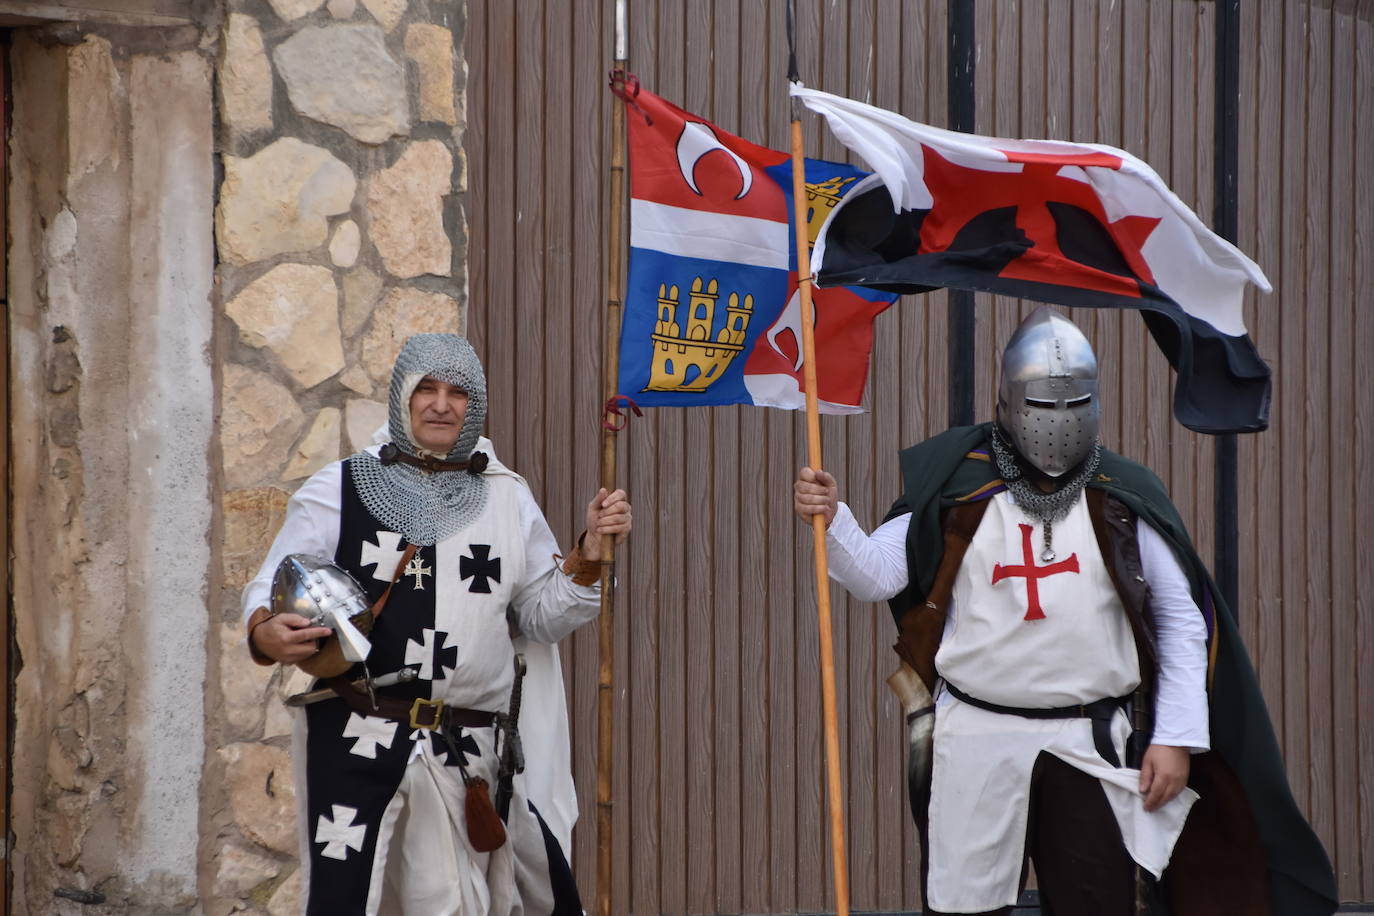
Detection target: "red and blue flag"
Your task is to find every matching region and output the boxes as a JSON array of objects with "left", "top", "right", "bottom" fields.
[{"left": 617, "top": 85, "right": 897, "bottom": 414}]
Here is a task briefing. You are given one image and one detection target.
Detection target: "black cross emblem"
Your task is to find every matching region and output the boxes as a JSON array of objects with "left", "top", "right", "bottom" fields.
[
  {"left": 460, "top": 545, "right": 501, "bottom": 594},
  {"left": 432, "top": 630, "right": 459, "bottom": 680},
  {"left": 431, "top": 728, "right": 480, "bottom": 768}
]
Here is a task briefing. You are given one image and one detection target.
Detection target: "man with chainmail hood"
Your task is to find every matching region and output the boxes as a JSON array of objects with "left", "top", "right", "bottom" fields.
[
  {"left": 243, "top": 333, "right": 631, "bottom": 915},
  {"left": 794, "top": 307, "right": 1335, "bottom": 916}
]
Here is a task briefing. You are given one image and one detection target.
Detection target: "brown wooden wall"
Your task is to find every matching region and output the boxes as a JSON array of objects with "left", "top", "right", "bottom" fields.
[{"left": 465, "top": 0, "right": 1374, "bottom": 909}]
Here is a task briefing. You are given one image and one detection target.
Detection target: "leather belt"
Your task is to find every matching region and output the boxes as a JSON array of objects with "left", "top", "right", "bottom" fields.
[
  {"left": 323, "top": 677, "right": 496, "bottom": 732},
  {"left": 943, "top": 681, "right": 1130, "bottom": 768}
]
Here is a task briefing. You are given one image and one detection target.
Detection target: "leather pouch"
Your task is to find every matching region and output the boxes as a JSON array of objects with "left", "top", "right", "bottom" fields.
[{"left": 463, "top": 776, "right": 508, "bottom": 852}]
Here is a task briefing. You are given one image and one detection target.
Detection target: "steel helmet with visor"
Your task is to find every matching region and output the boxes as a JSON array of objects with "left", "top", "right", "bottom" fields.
[{"left": 996, "top": 306, "right": 1100, "bottom": 478}]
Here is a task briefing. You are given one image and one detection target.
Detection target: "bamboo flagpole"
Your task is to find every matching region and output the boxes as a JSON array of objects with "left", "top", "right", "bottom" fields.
[
  {"left": 597, "top": 3, "right": 629, "bottom": 916},
  {"left": 786, "top": 3, "right": 849, "bottom": 914}
]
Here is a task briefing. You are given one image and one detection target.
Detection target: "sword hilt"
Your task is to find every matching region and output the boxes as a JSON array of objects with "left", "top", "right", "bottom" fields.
[
  {"left": 494, "top": 654, "right": 528, "bottom": 821},
  {"left": 508, "top": 654, "right": 527, "bottom": 722},
  {"left": 496, "top": 654, "right": 527, "bottom": 764}
]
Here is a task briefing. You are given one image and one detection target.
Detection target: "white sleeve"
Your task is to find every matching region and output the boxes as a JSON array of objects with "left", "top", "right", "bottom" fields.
[
  {"left": 1138, "top": 518, "right": 1211, "bottom": 751},
  {"left": 240, "top": 462, "right": 344, "bottom": 630},
  {"left": 508, "top": 488, "right": 601, "bottom": 644},
  {"left": 824, "top": 504, "right": 912, "bottom": 603}
]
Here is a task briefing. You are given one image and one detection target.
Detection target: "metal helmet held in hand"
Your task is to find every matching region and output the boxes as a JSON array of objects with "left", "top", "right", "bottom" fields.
[
  {"left": 271, "top": 554, "right": 373, "bottom": 664},
  {"left": 996, "top": 307, "right": 1100, "bottom": 478}
]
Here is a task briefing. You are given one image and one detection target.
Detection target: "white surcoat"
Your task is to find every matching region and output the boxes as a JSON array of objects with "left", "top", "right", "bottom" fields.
[
  {"left": 924, "top": 491, "right": 1196, "bottom": 912},
  {"left": 936, "top": 490, "right": 1139, "bottom": 706}
]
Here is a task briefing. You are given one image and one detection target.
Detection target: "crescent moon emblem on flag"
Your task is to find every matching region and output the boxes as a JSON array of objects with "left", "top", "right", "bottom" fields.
[
  {"left": 676, "top": 121, "right": 753, "bottom": 199},
  {"left": 766, "top": 287, "right": 805, "bottom": 371}
]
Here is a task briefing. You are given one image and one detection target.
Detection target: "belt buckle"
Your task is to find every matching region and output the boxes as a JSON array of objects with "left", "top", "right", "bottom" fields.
[{"left": 409, "top": 697, "right": 445, "bottom": 731}]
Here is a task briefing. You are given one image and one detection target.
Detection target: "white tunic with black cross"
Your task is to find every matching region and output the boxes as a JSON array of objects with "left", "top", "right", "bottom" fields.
[{"left": 242, "top": 440, "right": 597, "bottom": 916}]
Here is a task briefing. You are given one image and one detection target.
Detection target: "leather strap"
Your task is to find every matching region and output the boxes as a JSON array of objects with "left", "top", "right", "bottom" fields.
[
  {"left": 369, "top": 543, "right": 419, "bottom": 621},
  {"left": 245, "top": 606, "right": 276, "bottom": 666},
  {"left": 378, "top": 443, "right": 489, "bottom": 474},
  {"left": 560, "top": 542, "right": 600, "bottom": 587},
  {"left": 322, "top": 679, "right": 497, "bottom": 731}
]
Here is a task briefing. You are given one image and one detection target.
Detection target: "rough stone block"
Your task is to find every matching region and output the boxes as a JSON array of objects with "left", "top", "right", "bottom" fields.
[
  {"left": 227, "top": 263, "right": 345, "bottom": 389},
  {"left": 345, "top": 399, "right": 388, "bottom": 452},
  {"left": 221, "top": 623, "right": 272, "bottom": 738},
  {"left": 267, "top": 867, "right": 305, "bottom": 916},
  {"left": 222, "top": 364, "right": 305, "bottom": 489},
  {"left": 221, "top": 14, "right": 274, "bottom": 134},
  {"left": 366, "top": 140, "right": 452, "bottom": 279},
  {"left": 340, "top": 366, "right": 375, "bottom": 396},
  {"left": 404, "top": 23, "right": 456, "bottom": 125},
  {"left": 342, "top": 267, "right": 384, "bottom": 338},
  {"left": 262, "top": 690, "right": 299, "bottom": 741},
  {"left": 268, "top": 0, "right": 325, "bottom": 22},
  {"left": 274, "top": 24, "right": 409, "bottom": 144},
  {"left": 284, "top": 407, "right": 342, "bottom": 481},
  {"left": 218, "top": 139, "right": 356, "bottom": 264},
  {"left": 360, "top": 287, "right": 461, "bottom": 383},
  {"left": 220, "top": 742, "right": 297, "bottom": 856},
  {"left": 329, "top": 219, "right": 362, "bottom": 268},
  {"left": 361, "top": 0, "right": 405, "bottom": 31},
  {"left": 222, "top": 486, "right": 290, "bottom": 591},
  {"left": 214, "top": 843, "right": 282, "bottom": 899}
]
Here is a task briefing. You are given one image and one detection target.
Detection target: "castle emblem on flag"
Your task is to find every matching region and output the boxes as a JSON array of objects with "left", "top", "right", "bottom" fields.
[
  {"left": 617, "top": 84, "right": 897, "bottom": 412},
  {"left": 802, "top": 175, "right": 856, "bottom": 249},
  {"left": 647, "top": 277, "right": 754, "bottom": 392}
]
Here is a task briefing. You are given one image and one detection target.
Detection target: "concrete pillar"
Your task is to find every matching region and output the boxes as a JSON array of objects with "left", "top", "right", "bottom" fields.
[{"left": 6, "top": 30, "right": 216, "bottom": 910}]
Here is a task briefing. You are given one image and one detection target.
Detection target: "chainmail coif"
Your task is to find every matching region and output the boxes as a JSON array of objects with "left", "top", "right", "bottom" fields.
[
  {"left": 990, "top": 423, "right": 1101, "bottom": 562},
  {"left": 349, "top": 334, "right": 490, "bottom": 546}
]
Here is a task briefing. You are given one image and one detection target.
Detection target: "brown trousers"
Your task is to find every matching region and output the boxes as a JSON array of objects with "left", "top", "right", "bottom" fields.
[{"left": 921, "top": 752, "right": 1136, "bottom": 916}]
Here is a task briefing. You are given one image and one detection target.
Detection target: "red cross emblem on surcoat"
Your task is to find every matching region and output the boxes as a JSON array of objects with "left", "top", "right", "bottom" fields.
[{"left": 991, "top": 523, "right": 1080, "bottom": 621}]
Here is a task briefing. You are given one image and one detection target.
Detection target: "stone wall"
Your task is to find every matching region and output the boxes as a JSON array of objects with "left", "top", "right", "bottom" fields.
[
  {"left": 7, "top": 25, "right": 217, "bottom": 913},
  {"left": 210, "top": 0, "right": 468, "bottom": 910}
]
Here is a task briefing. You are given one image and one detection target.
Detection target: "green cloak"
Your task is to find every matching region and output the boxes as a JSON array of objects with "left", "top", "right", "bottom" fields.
[{"left": 884, "top": 423, "right": 1337, "bottom": 915}]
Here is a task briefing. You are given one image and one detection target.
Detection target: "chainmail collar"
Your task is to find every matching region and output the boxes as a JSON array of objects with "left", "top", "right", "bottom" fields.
[
  {"left": 990, "top": 423, "right": 1101, "bottom": 561},
  {"left": 349, "top": 451, "right": 490, "bottom": 546}
]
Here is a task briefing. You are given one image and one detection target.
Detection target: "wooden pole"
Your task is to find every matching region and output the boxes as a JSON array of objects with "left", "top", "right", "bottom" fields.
[
  {"left": 598, "top": 4, "right": 628, "bottom": 916},
  {"left": 789, "top": 94, "right": 850, "bottom": 916}
]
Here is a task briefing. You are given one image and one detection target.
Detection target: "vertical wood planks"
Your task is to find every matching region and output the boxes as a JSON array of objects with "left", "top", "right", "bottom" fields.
[
  {"left": 1243, "top": 0, "right": 1287, "bottom": 769},
  {"left": 680, "top": 9, "right": 716, "bottom": 913},
  {"left": 464, "top": 0, "right": 1374, "bottom": 907},
  {"left": 623, "top": 2, "right": 662, "bottom": 906},
  {"left": 707, "top": 6, "right": 745, "bottom": 909},
  {"left": 1326, "top": 0, "right": 1359, "bottom": 895},
  {"left": 1278, "top": 0, "right": 1311, "bottom": 819},
  {"left": 840, "top": 1, "right": 877, "bottom": 909},
  {"left": 733, "top": 4, "right": 773, "bottom": 912},
  {"left": 651, "top": 9, "right": 688, "bottom": 910},
  {"left": 869, "top": 4, "right": 912, "bottom": 910},
  {"left": 1351, "top": 4, "right": 1374, "bottom": 901},
  {"left": 1302, "top": 0, "right": 1336, "bottom": 868}
]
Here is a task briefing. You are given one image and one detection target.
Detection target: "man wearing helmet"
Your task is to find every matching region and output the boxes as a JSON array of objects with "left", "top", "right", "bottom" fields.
[
  {"left": 243, "top": 334, "right": 631, "bottom": 915},
  {"left": 794, "top": 307, "right": 1334, "bottom": 915}
]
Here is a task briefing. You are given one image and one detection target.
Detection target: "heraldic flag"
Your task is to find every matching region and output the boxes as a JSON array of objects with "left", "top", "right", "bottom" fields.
[
  {"left": 792, "top": 85, "right": 1273, "bottom": 434},
  {"left": 617, "top": 84, "right": 898, "bottom": 413}
]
